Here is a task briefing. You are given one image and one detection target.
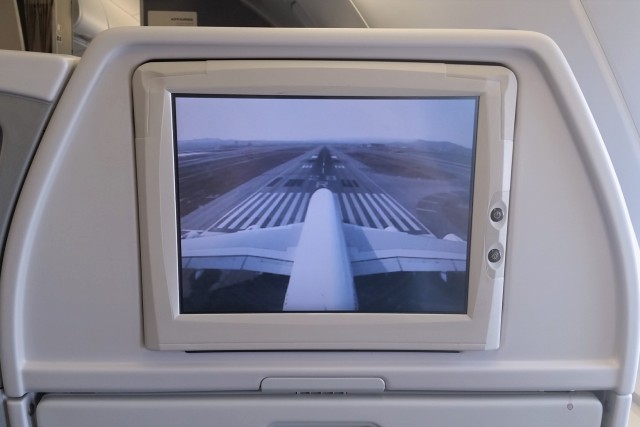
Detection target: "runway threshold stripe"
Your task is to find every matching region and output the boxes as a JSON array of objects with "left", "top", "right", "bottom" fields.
[
  {"left": 228, "top": 193, "right": 270, "bottom": 229},
  {"left": 266, "top": 192, "right": 294, "bottom": 227},
  {"left": 365, "top": 193, "right": 394, "bottom": 228},
  {"left": 213, "top": 192, "right": 263, "bottom": 229},
  {"left": 212, "top": 190, "right": 427, "bottom": 231},
  {"left": 281, "top": 193, "right": 301, "bottom": 225},
  {"left": 333, "top": 193, "right": 344, "bottom": 221},
  {"left": 372, "top": 193, "right": 410, "bottom": 231},
  {"left": 239, "top": 192, "right": 278, "bottom": 229},
  {"left": 294, "top": 193, "right": 310, "bottom": 223},
  {"left": 357, "top": 193, "right": 383, "bottom": 228},
  {"left": 379, "top": 193, "right": 423, "bottom": 232},
  {"left": 341, "top": 193, "right": 356, "bottom": 224},
  {"left": 349, "top": 193, "right": 371, "bottom": 228},
  {"left": 254, "top": 192, "right": 286, "bottom": 228}
]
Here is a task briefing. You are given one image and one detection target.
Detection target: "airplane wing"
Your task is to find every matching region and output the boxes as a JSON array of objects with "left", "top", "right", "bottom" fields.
[
  {"left": 181, "top": 188, "right": 467, "bottom": 311},
  {"left": 343, "top": 224, "right": 467, "bottom": 276},
  {"left": 180, "top": 202, "right": 466, "bottom": 278},
  {"left": 181, "top": 224, "right": 302, "bottom": 276}
]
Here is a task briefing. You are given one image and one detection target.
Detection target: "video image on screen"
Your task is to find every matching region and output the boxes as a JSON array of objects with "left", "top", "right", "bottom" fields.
[{"left": 174, "top": 96, "right": 477, "bottom": 314}]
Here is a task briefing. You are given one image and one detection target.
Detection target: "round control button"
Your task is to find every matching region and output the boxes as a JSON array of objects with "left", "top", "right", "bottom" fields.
[
  {"left": 488, "top": 249, "right": 501, "bottom": 263},
  {"left": 490, "top": 207, "right": 504, "bottom": 222}
]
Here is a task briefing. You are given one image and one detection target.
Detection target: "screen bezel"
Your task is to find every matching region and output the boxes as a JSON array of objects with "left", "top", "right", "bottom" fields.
[
  {"left": 133, "top": 60, "right": 516, "bottom": 351},
  {"left": 172, "top": 92, "right": 478, "bottom": 314}
]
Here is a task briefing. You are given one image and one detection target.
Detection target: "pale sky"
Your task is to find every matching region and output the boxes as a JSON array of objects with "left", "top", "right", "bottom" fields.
[{"left": 175, "top": 96, "right": 477, "bottom": 148}]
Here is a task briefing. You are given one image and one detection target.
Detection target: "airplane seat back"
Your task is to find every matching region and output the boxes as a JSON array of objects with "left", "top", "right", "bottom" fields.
[
  {"left": 0, "top": 50, "right": 77, "bottom": 274},
  {"left": 0, "top": 27, "right": 638, "bottom": 427}
]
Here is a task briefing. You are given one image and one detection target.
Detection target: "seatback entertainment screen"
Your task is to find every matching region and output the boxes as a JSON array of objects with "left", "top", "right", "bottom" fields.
[{"left": 174, "top": 96, "right": 478, "bottom": 314}]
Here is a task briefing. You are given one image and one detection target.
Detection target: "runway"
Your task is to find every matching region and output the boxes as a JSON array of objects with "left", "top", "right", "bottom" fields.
[
  {"left": 178, "top": 142, "right": 472, "bottom": 240},
  {"left": 205, "top": 187, "right": 428, "bottom": 233},
  {"left": 177, "top": 141, "right": 471, "bottom": 314}
]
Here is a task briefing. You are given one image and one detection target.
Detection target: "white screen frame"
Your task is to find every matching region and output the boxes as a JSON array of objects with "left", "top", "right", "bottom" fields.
[{"left": 133, "top": 60, "right": 516, "bottom": 351}]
